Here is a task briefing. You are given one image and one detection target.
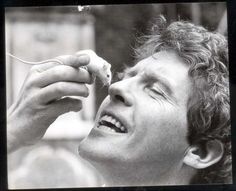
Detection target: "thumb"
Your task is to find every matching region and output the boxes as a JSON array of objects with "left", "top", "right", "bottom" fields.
[{"left": 49, "top": 97, "right": 83, "bottom": 117}]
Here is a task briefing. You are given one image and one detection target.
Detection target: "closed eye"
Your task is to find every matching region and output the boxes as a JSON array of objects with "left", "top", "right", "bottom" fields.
[
  {"left": 151, "top": 88, "right": 165, "bottom": 97},
  {"left": 145, "top": 86, "right": 165, "bottom": 100},
  {"left": 145, "top": 85, "right": 176, "bottom": 106}
]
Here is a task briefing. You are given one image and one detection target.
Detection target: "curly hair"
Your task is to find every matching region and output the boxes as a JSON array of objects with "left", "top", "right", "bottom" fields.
[{"left": 134, "top": 16, "right": 231, "bottom": 184}]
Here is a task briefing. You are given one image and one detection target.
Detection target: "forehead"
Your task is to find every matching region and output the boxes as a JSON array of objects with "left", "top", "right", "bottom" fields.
[
  {"left": 133, "top": 51, "right": 187, "bottom": 72},
  {"left": 127, "top": 51, "right": 192, "bottom": 102},
  {"left": 128, "top": 51, "right": 190, "bottom": 82}
]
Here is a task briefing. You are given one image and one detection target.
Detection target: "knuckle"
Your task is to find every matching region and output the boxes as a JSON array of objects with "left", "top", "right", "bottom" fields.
[
  {"left": 26, "top": 75, "right": 38, "bottom": 87},
  {"left": 29, "top": 65, "right": 39, "bottom": 74},
  {"left": 30, "top": 92, "right": 42, "bottom": 106},
  {"left": 55, "top": 82, "right": 66, "bottom": 94},
  {"left": 54, "top": 67, "right": 66, "bottom": 78},
  {"left": 54, "top": 65, "right": 72, "bottom": 79},
  {"left": 56, "top": 55, "right": 77, "bottom": 65},
  {"left": 23, "top": 73, "right": 41, "bottom": 90}
]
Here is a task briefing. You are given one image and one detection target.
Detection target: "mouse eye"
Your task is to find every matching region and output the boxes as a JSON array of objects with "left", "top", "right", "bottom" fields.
[{"left": 107, "top": 74, "right": 110, "bottom": 78}]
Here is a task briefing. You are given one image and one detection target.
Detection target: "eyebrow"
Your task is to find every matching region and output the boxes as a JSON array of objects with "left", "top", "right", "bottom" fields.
[
  {"left": 123, "top": 67, "right": 173, "bottom": 96},
  {"left": 123, "top": 67, "right": 137, "bottom": 77},
  {"left": 143, "top": 70, "right": 174, "bottom": 97}
]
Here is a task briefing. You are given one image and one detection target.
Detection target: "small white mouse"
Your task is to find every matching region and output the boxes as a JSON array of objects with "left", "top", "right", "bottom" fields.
[{"left": 76, "top": 50, "right": 112, "bottom": 86}]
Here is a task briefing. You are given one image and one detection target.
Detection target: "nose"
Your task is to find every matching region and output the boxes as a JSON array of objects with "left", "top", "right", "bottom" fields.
[{"left": 108, "top": 80, "right": 133, "bottom": 106}]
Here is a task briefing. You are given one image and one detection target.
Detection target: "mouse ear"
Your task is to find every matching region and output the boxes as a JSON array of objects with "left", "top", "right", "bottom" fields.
[{"left": 103, "top": 62, "right": 108, "bottom": 70}]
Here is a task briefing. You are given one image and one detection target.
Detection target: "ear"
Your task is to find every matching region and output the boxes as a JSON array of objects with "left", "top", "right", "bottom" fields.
[{"left": 183, "top": 140, "right": 224, "bottom": 169}]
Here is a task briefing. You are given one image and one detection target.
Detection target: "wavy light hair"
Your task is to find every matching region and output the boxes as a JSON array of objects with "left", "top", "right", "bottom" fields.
[{"left": 134, "top": 16, "right": 231, "bottom": 184}]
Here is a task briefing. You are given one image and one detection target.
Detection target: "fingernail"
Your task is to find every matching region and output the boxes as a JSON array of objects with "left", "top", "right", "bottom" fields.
[{"left": 78, "top": 55, "right": 90, "bottom": 64}]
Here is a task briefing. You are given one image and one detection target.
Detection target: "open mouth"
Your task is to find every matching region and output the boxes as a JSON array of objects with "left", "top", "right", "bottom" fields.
[{"left": 97, "top": 114, "right": 127, "bottom": 133}]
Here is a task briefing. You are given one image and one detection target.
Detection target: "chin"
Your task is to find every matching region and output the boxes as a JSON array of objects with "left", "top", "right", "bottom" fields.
[
  {"left": 78, "top": 130, "right": 129, "bottom": 168},
  {"left": 78, "top": 134, "right": 110, "bottom": 164},
  {"left": 78, "top": 137, "right": 97, "bottom": 161}
]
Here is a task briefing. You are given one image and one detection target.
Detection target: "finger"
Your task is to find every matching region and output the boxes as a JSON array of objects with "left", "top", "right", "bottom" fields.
[
  {"left": 48, "top": 97, "right": 83, "bottom": 116},
  {"left": 34, "top": 54, "right": 90, "bottom": 72},
  {"left": 38, "top": 82, "right": 89, "bottom": 104},
  {"left": 35, "top": 65, "right": 93, "bottom": 87}
]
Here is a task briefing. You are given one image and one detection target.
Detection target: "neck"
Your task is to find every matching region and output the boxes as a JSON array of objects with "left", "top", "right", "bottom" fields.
[{"left": 92, "top": 161, "right": 196, "bottom": 187}]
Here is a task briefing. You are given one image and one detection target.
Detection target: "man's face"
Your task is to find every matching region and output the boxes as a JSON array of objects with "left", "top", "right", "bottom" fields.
[{"left": 79, "top": 50, "right": 193, "bottom": 181}]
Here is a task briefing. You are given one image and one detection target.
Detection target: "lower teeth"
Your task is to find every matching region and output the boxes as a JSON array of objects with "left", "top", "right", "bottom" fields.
[{"left": 98, "top": 125, "right": 116, "bottom": 132}]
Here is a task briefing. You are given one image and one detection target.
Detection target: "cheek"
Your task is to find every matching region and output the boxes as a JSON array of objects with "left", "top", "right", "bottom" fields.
[{"left": 131, "top": 103, "right": 189, "bottom": 162}]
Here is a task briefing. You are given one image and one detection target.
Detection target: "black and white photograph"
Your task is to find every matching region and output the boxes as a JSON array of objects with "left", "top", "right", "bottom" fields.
[{"left": 5, "top": 2, "right": 232, "bottom": 189}]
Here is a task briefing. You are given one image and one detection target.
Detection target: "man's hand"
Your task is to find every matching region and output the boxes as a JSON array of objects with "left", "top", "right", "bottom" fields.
[{"left": 7, "top": 54, "right": 93, "bottom": 153}]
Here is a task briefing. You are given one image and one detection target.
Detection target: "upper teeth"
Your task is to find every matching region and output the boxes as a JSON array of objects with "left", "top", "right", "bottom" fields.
[{"left": 98, "top": 114, "right": 126, "bottom": 132}]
